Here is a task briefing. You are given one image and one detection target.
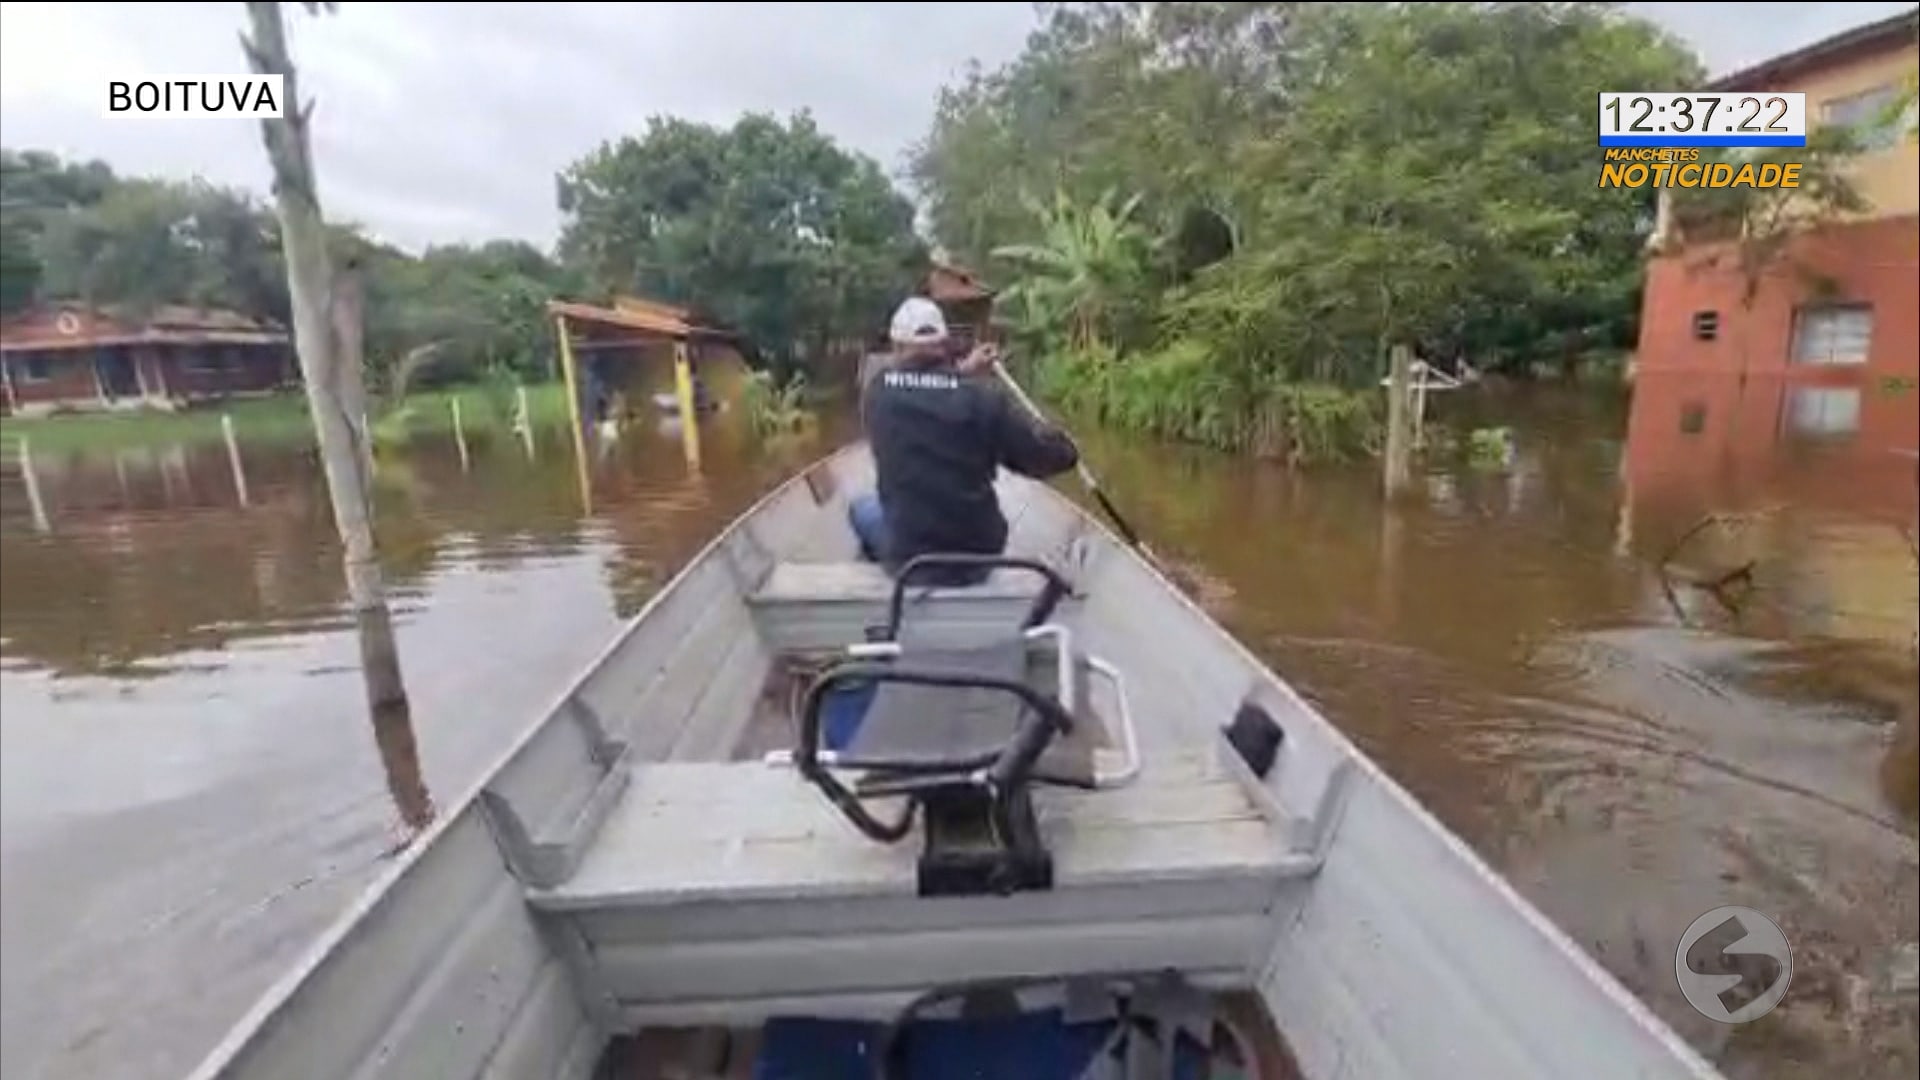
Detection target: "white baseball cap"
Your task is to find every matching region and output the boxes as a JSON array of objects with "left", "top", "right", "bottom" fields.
[{"left": 888, "top": 297, "right": 948, "bottom": 346}]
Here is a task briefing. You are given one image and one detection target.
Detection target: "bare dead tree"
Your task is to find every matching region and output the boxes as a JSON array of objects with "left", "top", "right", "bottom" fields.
[{"left": 242, "top": 1, "right": 432, "bottom": 835}]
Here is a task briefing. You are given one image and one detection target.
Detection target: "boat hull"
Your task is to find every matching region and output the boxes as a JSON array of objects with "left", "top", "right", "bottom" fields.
[{"left": 187, "top": 441, "right": 1721, "bottom": 1080}]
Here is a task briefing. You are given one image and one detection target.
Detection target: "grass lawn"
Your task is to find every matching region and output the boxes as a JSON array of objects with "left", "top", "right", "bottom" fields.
[{"left": 2, "top": 383, "right": 575, "bottom": 456}]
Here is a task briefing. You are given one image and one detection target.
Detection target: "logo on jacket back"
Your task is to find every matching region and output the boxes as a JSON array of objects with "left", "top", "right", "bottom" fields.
[
  {"left": 881, "top": 371, "right": 959, "bottom": 391},
  {"left": 1675, "top": 906, "right": 1793, "bottom": 1023}
]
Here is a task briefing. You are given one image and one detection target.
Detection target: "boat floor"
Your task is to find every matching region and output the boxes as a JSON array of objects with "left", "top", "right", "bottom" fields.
[{"left": 533, "top": 747, "right": 1287, "bottom": 911}]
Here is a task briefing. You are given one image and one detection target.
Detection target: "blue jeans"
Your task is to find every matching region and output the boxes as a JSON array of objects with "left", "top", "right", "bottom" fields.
[{"left": 848, "top": 493, "right": 891, "bottom": 565}]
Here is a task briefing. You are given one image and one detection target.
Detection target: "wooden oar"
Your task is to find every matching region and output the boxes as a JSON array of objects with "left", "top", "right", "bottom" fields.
[{"left": 989, "top": 360, "right": 1156, "bottom": 562}]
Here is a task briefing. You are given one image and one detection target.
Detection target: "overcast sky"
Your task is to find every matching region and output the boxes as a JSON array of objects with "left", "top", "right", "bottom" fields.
[{"left": 1, "top": 1, "right": 1913, "bottom": 252}]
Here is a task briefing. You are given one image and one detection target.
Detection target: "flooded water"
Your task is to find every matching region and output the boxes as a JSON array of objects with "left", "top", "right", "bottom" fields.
[{"left": 2, "top": 379, "right": 1915, "bottom": 1079}]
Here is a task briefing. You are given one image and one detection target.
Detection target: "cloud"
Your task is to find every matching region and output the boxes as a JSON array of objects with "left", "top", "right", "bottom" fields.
[{"left": 2, "top": 1, "right": 1912, "bottom": 253}]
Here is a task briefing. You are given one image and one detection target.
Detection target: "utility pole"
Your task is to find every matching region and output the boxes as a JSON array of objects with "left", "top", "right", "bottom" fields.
[{"left": 243, "top": 1, "right": 430, "bottom": 832}]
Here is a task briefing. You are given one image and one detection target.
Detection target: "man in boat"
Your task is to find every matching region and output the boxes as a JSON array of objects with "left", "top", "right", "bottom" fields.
[{"left": 848, "top": 296, "right": 1079, "bottom": 585}]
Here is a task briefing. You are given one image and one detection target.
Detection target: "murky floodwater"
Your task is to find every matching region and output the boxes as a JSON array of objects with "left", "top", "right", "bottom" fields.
[{"left": 2, "top": 379, "right": 1915, "bottom": 1080}]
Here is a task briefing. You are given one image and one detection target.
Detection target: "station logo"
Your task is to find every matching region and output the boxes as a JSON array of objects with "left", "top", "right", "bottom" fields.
[
  {"left": 1598, "top": 148, "right": 1803, "bottom": 190},
  {"left": 1675, "top": 906, "right": 1794, "bottom": 1023},
  {"left": 1597, "top": 91, "right": 1807, "bottom": 189}
]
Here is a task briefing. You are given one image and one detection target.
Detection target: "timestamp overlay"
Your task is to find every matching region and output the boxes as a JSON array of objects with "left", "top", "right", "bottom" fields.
[
  {"left": 1596, "top": 92, "right": 1808, "bottom": 191},
  {"left": 1598, "top": 92, "right": 1806, "bottom": 147}
]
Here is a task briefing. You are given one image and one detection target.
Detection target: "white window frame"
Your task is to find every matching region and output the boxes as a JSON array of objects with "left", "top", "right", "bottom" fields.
[
  {"left": 1780, "top": 385, "right": 1862, "bottom": 438},
  {"left": 1790, "top": 304, "right": 1872, "bottom": 366}
]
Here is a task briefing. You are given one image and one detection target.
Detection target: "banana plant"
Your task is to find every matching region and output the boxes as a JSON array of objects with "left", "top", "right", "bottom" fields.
[{"left": 992, "top": 188, "right": 1154, "bottom": 353}]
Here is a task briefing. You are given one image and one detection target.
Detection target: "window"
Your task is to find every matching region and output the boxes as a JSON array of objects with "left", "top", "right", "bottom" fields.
[
  {"left": 1691, "top": 311, "right": 1718, "bottom": 341},
  {"left": 1782, "top": 386, "right": 1861, "bottom": 438},
  {"left": 17, "top": 355, "right": 55, "bottom": 383},
  {"left": 1680, "top": 401, "right": 1708, "bottom": 435},
  {"left": 182, "top": 349, "right": 226, "bottom": 375},
  {"left": 1822, "top": 84, "right": 1910, "bottom": 152},
  {"left": 1790, "top": 305, "right": 1872, "bottom": 365}
]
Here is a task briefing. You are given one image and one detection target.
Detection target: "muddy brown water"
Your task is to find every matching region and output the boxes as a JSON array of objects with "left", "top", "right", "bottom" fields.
[{"left": 2, "top": 379, "right": 1915, "bottom": 1079}]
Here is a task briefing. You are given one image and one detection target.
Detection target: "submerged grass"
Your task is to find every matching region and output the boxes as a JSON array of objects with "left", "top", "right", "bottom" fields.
[{"left": 3, "top": 382, "right": 574, "bottom": 455}]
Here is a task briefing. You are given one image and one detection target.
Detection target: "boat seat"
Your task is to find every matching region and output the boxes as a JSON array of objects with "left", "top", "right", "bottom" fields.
[
  {"left": 530, "top": 751, "right": 1287, "bottom": 910},
  {"left": 842, "top": 632, "right": 1033, "bottom": 768},
  {"left": 748, "top": 559, "right": 1081, "bottom": 653},
  {"left": 523, "top": 749, "right": 1299, "bottom": 1023}
]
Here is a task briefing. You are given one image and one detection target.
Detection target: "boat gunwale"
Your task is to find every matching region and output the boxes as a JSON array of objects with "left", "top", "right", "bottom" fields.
[{"left": 183, "top": 440, "right": 863, "bottom": 1079}]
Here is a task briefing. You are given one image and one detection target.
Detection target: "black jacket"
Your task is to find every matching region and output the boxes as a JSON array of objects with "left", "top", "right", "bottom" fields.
[{"left": 863, "top": 360, "right": 1079, "bottom": 568}]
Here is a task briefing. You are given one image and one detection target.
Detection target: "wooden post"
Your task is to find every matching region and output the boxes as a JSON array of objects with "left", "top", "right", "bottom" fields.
[
  {"left": 150, "top": 348, "right": 171, "bottom": 405},
  {"left": 672, "top": 339, "right": 702, "bottom": 471},
  {"left": 516, "top": 384, "right": 536, "bottom": 459},
  {"left": 244, "top": 0, "right": 427, "bottom": 836},
  {"left": 554, "top": 315, "right": 593, "bottom": 513},
  {"left": 1383, "top": 344, "right": 1414, "bottom": 499},
  {"left": 1411, "top": 362, "right": 1429, "bottom": 451},
  {"left": 222, "top": 413, "right": 251, "bottom": 507},
  {"left": 450, "top": 396, "right": 470, "bottom": 472},
  {"left": 17, "top": 436, "right": 49, "bottom": 534}
]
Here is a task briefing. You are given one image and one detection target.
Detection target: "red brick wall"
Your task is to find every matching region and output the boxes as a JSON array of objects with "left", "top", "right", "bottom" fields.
[
  {"left": 7, "top": 353, "right": 99, "bottom": 406},
  {"left": 155, "top": 345, "right": 289, "bottom": 398},
  {"left": 1627, "top": 215, "right": 1920, "bottom": 515},
  {"left": 1636, "top": 214, "right": 1919, "bottom": 383}
]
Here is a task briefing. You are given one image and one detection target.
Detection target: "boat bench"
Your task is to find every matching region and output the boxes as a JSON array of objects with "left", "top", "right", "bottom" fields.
[
  {"left": 747, "top": 560, "right": 1085, "bottom": 653},
  {"left": 524, "top": 748, "right": 1299, "bottom": 1026}
]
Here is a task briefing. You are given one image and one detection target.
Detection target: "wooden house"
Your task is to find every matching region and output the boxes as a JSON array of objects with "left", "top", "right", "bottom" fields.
[
  {"left": 0, "top": 303, "right": 293, "bottom": 416},
  {"left": 923, "top": 262, "right": 996, "bottom": 349}
]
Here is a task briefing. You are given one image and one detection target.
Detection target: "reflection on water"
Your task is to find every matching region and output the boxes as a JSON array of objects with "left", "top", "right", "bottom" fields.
[
  {"left": 0, "top": 381, "right": 1914, "bottom": 1079},
  {"left": 1069, "top": 380, "right": 1916, "bottom": 1076}
]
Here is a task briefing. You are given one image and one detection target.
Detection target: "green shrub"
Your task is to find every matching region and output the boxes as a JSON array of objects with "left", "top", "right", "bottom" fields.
[{"left": 1035, "top": 340, "right": 1379, "bottom": 462}]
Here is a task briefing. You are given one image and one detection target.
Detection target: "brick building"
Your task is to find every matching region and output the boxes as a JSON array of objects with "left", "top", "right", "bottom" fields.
[
  {"left": 1631, "top": 11, "right": 1918, "bottom": 471},
  {"left": 1, "top": 303, "right": 293, "bottom": 416}
]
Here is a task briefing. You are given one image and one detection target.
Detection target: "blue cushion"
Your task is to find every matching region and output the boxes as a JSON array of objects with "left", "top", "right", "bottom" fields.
[
  {"left": 819, "top": 681, "right": 878, "bottom": 752},
  {"left": 753, "top": 1009, "right": 1206, "bottom": 1080}
]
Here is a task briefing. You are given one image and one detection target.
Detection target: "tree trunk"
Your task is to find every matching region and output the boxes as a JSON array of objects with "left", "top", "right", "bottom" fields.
[
  {"left": 329, "top": 258, "right": 375, "bottom": 480},
  {"left": 244, "top": 1, "right": 426, "bottom": 833}
]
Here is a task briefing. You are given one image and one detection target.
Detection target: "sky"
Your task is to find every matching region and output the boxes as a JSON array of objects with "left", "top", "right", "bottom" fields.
[{"left": 1, "top": 1, "right": 1914, "bottom": 253}]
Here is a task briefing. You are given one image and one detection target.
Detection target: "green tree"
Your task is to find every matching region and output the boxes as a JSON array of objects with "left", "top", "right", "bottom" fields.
[
  {"left": 1, "top": 146, "right": 579, "bottom": 395},
  {"left": 557, "top": 112, "right": 925, "bottom": 372},
  {"left": 0, "top": 149, "right": 117, "bottom": 218},
  {"left": 912, "top": 2, "right": 1300, "bottom": 270},
  {"left": 0, "top": 214, "right": 39, "bottom": 314},
  {"left": 32, "top": 175, "right": 288, "bottom": 322},
  {"left": 922, "top": 1, "right": 1701, "bottom": 390}
]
